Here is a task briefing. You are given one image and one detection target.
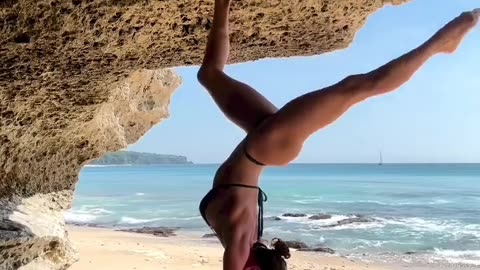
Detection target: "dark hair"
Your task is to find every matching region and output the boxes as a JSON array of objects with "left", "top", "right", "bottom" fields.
[{"left": 252, "top": 238, "right": 290, "bottom": 270}]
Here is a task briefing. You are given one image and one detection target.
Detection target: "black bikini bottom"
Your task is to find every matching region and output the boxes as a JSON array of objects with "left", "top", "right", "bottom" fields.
[{"left": 199, "top": 184, "right": 268, "bottom": 241}]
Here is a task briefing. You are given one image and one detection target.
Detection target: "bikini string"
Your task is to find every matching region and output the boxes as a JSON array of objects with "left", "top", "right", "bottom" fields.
[
  {"left": 243, "top": 137, "right": 266, "bottom": 166},
  {"left": 257, "top": 188, "right": 268, "bottom": 241}
]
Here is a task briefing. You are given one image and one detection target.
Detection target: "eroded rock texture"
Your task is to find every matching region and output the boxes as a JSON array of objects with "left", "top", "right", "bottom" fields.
[
  {"left": 0, "top": 191, "right": 77, "bottom": 269},
  {"left": 1, "top": 0, "right": 408, "bottom": 269},
  {"left": 1, "top": 69, "right": 180, "bottom": 269}
]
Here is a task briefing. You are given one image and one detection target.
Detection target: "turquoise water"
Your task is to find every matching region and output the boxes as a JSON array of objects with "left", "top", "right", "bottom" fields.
[{"left": 70, "top": 164, "right": 480, "bottom": 265}]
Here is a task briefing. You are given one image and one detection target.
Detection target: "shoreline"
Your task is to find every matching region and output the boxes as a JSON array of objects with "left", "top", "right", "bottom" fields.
[
  {"left": 67, "top": 225, "right": 387, "bottom": 270},
  {"left": 66, "top": 225, "right": 480, "bottom": 270},
  {"left": 66, "top": 223, "right": 480, "bottom": 270}
]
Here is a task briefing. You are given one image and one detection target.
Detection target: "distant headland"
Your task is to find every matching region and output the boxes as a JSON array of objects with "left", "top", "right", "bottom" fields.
[{"left": 88, "top": 151, "right": 193, "bottom": 165}]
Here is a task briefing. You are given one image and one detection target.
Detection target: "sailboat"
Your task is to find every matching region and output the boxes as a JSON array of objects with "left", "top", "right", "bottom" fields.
[{"left": 378, "top": 151, "right": 383, "bottom": 166}]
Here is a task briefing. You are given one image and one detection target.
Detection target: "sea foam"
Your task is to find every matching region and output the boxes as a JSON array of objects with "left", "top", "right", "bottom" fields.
[
  {"left": 119, "top": 216, "right": 162, "bottom": 224},
  {"left": 432, "top": 249, "right": 480, "bottom": 266},
  {"left": 64, "top": 206, "right": 114, "bottom": 223}
]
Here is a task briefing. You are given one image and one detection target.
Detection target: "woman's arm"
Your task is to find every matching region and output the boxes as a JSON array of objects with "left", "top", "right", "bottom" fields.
[{"left": 222, "top": 223, "right": 252, "bottom": 270}]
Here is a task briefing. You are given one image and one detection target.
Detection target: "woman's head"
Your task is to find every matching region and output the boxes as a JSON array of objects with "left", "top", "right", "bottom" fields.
[{"left": 250, "top": 238, "right": 290, "bottom": 270}]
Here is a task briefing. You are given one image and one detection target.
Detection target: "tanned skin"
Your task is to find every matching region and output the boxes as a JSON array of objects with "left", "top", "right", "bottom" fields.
[{"left": 198, "top": 2, "right": 480, "bottom": 269}]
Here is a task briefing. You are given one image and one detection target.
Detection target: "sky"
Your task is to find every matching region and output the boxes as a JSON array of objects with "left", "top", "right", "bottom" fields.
[{"left": 129, "top": 0, "right": 480, "bottom": 164}]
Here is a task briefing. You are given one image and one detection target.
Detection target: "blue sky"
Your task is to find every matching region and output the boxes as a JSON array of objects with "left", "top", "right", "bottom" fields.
[{"left": 129, "top": 0, "right": 480, "bottom": 164}]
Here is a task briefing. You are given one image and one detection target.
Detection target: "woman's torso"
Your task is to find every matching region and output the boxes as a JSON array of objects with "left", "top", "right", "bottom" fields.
[{"left": 204, "top": 140, "right": 264, "bottom": 247}]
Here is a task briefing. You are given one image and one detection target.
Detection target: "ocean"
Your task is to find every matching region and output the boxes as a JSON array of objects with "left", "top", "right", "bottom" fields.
[{"left": 68, "top": 164, "right": 480, "bottom": 266}]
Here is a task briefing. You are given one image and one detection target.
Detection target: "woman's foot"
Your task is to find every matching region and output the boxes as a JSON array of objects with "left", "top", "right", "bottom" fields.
[{"left": 428, "top": 9, "right": 480, "bottom": 54}]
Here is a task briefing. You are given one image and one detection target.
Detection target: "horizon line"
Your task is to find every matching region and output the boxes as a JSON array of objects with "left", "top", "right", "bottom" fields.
[{"left": 190, "top": 162, "right": 480, "bottom": 165}]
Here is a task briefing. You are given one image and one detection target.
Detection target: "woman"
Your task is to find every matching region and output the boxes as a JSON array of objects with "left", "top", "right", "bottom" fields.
[{"left": 197, "top": 1, "right": 479, "bottom": 269}]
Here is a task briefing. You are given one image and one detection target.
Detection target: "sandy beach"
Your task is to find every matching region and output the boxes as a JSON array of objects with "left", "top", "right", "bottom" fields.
[{"left": 67, "top": 226, "right": 389, "bottom": 270}]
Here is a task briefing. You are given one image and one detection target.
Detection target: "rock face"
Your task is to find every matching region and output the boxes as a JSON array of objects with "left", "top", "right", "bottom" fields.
[
  {"left": 1, "top": 0, "right": 408, "bottom": 269},
  {"left": 0, "top": 69, "right": 180, "bottom": 270},
  {"left": 0, "top": 191, "right": 78, "bottom": 270}
]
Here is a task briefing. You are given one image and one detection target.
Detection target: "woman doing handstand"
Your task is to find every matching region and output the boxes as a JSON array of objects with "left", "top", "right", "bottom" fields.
[{"left": 198, "top": 2, "right": 480, "bottom": 269}]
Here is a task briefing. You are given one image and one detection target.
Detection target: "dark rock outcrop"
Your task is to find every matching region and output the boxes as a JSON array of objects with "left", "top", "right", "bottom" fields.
[
  {"left": 323, "top": 216, "right": 374, "bottom": 228},
  {"left": 282, "top": 213, "right": 307, "bottom": 218},
  {"left": 309, "top": 214, "right": 332, "bottom": 220},
  {"left": 285, "top": 240, "right": 335, "bottom": 254},
  {"left": 117, "top": 227, "right": 179, "bottom": 237},
  {"left": 66, "top": 222, "right": 106, "bottom": 228},
  {"left": 299, "top": 247, "right": 336, "bottom": 254},
  {"left": 285, "top": 240, "right": 309, "bottom": 249}
]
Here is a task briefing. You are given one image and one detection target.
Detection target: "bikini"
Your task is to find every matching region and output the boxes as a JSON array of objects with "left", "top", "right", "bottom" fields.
[{"left": 199, "top": 142, "right": 268, "bottom": 240}]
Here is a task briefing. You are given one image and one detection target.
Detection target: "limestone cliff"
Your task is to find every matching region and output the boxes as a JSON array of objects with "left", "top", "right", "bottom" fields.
[
  {"left": 1, "top": 0, "right": 407, "bottom": 269},
  {"left": 0, "top": 68, "right": 180, "bottom": 269}
]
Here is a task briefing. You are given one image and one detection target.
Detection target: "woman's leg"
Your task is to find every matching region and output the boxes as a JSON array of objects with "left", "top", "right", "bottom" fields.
[
  {"left": 197, "top": 0, "right": 277, "bottom": 133},
  {"left": 246, "top": 10, "right": 480, "bottom": 166}
]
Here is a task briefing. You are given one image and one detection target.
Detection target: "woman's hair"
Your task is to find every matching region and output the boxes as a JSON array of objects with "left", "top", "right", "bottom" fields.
[{"left": 252, "top": 238, "right": 290, "bottom": 270}]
